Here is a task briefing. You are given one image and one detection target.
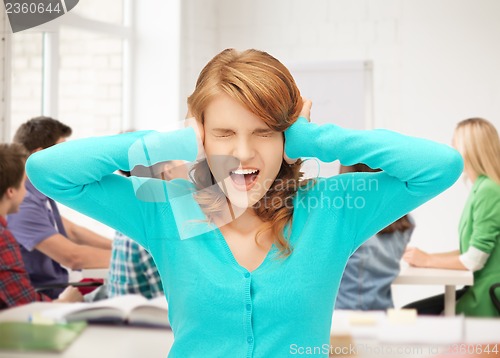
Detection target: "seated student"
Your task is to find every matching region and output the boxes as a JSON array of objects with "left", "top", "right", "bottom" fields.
[
  {"left": 404, "top": 118, "right": 500, "bottom": 317},
  {"left": 107, "top": 231, "right": 163, "bottom": 299},
  {"left": 107, "top": 160, "right": 189, "bottom": 299},
  {"left": 7, "top": 117, "right": 112, "bottom": 299},
  {"left": 0, "top": 143, "right": 82, "bottom": 308},
  {"left": 335, "top": 164, "right": 415, "bottom": 310}
]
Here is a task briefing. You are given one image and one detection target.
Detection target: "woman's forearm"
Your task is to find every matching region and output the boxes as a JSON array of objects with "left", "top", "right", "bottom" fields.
[
  {"left": 433, "top": 250, "right": 461, "bottom": 258},
  {"left": 25, "top": 128, "right": 199, "bottom": 249},
  {"left": 427, "top": 252, "right": 467, "bottom": 270},
  {"left": 285, "top": 117, "right": 464, "bottom": 251},
  {"left": 26, "top": 129, "right": 198, "bottom": 197},
  {"left": 285, "top": 117, "right": 463, "bottom": 196}
]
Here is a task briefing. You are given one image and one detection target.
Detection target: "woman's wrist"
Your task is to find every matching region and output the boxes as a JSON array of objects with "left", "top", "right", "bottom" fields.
[{"left": 424, "top": 253, "right": 435, "bottom": 268}]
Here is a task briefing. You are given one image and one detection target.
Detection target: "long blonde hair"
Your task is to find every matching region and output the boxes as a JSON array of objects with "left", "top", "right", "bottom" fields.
[
  {"left": 187, "top": 48, "right": 306, "bottom": 257},
  {"left": 454, "top": 117, "right": 500, "bottom": 184}
]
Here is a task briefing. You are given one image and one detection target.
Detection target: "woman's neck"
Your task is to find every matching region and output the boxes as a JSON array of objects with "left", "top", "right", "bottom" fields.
[{"left": 220, "top": 206, "right": 263, "bottom": 235}]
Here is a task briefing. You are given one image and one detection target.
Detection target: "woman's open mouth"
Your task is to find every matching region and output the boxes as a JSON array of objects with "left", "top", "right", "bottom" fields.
[{"left": 229, "top": 168, "right": 260, "bottom": 191}]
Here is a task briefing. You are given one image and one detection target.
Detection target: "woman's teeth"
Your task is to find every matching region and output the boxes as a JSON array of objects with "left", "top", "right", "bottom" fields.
[{"left": 231, "top": 169, "right": 259, "bottom": 175}]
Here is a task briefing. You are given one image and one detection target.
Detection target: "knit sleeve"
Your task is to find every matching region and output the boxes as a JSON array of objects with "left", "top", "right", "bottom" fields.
[
  {"left": 26, "top": 128, "right": 199, "bottom": 250},
  {"left": 468, "top": 180, "right": 500, "bottom": 254},
  {"left": 285, "top": 117, "right": 463, "bottom": 253}
]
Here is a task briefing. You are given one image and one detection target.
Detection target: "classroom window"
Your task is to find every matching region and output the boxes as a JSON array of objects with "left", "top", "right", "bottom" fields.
[
  {"left": 58, "top": 27, "right": 124, "bottom": 137},
  {"left": 6, "top": 0, "right": 129, "bottom": 139},
  {"left": 10, "top": 33, "right": 44, "bottom": 137}
]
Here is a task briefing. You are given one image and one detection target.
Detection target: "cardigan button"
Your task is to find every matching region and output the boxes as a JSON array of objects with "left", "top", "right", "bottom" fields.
[
  {"left": 247, "top": 336, "right": 253, "bottom": 344},
  {"left": 244, "top": 272, "right": 250, "bottom": 278},
  {"left": 246, "top": 304, "right": 251, "bottom": 311}
]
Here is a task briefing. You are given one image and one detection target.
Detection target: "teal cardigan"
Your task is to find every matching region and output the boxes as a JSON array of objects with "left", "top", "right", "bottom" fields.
[
  {"left": 27, "top": 117, "right": 463, "bottom": 357},
  {"left": 456, "top": 175, "right": 500, "bottom": 317}
]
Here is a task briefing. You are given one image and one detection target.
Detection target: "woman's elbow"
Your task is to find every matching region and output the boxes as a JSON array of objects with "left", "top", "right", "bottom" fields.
[
  {"left": 25, "top": 151, "right": 51, "bottom": 192},
  {"left": 26, "top": 148, "right": 65, "bottom": 197},
  {"left": 448, "top": 148, "right": 464, "bottom": 181},
  {"left": 25, "top": 152, "right": 44, "bottom": 181},
  {"left": 435, "top": 147, "right": 464, "bottom": 190}
]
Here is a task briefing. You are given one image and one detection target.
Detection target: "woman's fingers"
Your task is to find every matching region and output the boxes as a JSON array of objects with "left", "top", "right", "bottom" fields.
[
  {"left": 184, "top": 117, "right": 205, "bottom": 161},
  {"left": 300, "top": 98, "right": 312, "bottom": 122},
  {"left": 283, "top": 98, "right": 312, "bottom": 165}
]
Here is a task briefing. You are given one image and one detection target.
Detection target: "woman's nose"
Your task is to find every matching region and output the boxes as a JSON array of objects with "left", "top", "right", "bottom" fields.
[{"left": 232, "top": 137, "right": 256, "bottom": 162}]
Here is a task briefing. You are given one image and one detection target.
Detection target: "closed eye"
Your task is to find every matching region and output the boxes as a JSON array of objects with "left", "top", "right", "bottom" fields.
[
  {"left": 212, "top": 129, "right": 234, "bottom": 138},
  {"left": 254, "top": 130, "right": 276, "bottom": 138}
]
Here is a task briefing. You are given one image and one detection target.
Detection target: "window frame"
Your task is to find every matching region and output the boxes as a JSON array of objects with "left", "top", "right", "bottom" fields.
[{"left": 1, "top": 0, "right": 133, "bottom": 141}]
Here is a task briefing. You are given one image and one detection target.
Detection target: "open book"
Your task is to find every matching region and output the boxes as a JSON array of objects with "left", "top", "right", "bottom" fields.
[{"left": 40, "top": 295, "right": 170, "bottom": 328}]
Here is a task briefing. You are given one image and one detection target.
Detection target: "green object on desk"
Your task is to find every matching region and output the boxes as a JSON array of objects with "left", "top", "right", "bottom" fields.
[{"left": 0, "top": 321, "right": 87, "bottom": 352}]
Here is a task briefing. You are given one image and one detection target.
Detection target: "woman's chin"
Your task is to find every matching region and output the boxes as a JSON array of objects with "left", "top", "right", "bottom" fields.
[{"left": 226, "top": 194, "right": 259, "bottom": 209}]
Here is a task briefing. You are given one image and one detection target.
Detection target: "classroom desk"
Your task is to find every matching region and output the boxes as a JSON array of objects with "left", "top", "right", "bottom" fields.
[
  {"left": 0, "top": 303, "right": 172, "bottom": 358},
  {"left": 393, "top": 265, "right": 473, "bottom": 316},
  {"left": 1, "top": 303, "right": 499, "bottom": 358},
  {"left": 330, "top": 310, "right": 500, "bottom": 357}
]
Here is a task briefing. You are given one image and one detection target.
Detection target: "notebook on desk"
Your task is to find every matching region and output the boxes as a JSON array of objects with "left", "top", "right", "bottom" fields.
[{"left": 0, "top": 321, "right": 87, "bottom": 352}]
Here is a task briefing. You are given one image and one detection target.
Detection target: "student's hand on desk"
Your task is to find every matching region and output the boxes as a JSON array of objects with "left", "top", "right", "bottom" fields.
[
  {"left": 54, "top": 286, "right": 84, "bottom": 303},
  {"left": 284, "top": 98, "right": 312, "bottom": 165},
  {"left": 403, "top": 247, "right": 431, "bottom": 267}
]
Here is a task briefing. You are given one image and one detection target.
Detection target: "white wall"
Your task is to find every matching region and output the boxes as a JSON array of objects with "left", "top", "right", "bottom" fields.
[
  {"left": 181, "top": 0, "right": 500, "bottom": 306},
  {"left": 133, "top": 0, "right": 181, "bottom": 131},
  {"left": 179, "top": 0, "right": 218, "bottom": 115}
]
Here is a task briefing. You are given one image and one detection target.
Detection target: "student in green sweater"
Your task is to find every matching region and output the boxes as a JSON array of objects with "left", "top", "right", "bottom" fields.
[
  {"left": 404, "top": 118, "right": 500, "bottom": 317},
  {"left": 26, "top": 49, "right": 463, "bottom": 357}
]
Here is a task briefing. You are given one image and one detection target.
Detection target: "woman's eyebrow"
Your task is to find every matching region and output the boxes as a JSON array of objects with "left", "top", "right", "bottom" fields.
[{"left": 253, "top": 128, "right": 275, "bottom": 134}]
